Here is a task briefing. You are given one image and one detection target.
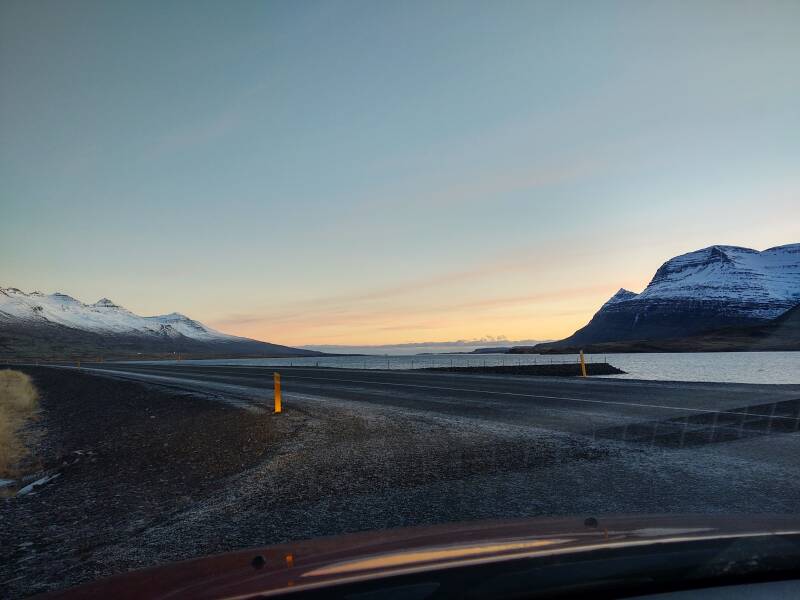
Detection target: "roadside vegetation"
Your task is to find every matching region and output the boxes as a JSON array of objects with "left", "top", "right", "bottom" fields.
[{"left": 0, "top": 369, "right": 40, "bottom": 477}]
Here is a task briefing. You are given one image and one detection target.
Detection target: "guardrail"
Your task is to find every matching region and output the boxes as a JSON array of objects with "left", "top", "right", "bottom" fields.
[{"left": 1, "top": 354, "right": 612, "bottom": 370}]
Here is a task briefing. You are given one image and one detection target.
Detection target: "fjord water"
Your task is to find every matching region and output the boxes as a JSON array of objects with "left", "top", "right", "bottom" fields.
[{"left": 143, "top": 351, "right": 800, "bottom": 385}]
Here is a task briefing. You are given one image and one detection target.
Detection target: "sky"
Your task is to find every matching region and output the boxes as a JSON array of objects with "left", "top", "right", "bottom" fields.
[{"left": 1, "top": 0, "right": 799, "bottom": 347}]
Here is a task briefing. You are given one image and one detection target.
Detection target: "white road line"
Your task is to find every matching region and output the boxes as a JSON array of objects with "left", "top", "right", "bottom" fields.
[{"left": 61, "top": 366, "right": 265, "bottom": 412}]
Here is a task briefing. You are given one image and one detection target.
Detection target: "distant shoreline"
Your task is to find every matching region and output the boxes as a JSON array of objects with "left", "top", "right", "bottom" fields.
[{"left": 500, "top": 346, "right": 800, "bottom": 355}]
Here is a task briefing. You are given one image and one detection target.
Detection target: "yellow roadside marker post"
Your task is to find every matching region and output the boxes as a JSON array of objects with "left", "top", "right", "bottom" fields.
[
  {"left": 274, "top": 372, "right": 282, "bottom": 413},
  {"left": 579, "top": 350, "right": 587, "bottom": 378}
]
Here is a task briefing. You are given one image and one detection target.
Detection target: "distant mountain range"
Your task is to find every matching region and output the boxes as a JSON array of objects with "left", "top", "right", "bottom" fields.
[
  {"left": 5, "top": 243, "right": 799, "bottom": 360},
  {"left": 532, "top": 243, "right": 800, "bottom": 353},
  {"left": 302, "top": 339, "right": 548, "bottom": 356},
  {"left": 0, "top": 288, "right": 320, "bottom": 360}
]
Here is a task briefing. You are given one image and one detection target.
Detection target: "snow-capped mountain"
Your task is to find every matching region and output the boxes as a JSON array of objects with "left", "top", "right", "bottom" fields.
[
  {"left": 547, "top": 243, "right": 800, "bottom": 347},
  {"left": 636, "top": 244, "right": 800, "bottom": 312},
  {"left": 0, "top": 287, "right": 320, "bottom": 359},
  {"left": 0, "top": 288, "right": 234, "bottom": 340}
]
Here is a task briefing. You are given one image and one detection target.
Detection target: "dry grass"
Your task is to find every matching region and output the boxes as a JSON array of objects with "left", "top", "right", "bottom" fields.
[{"left": 0, "top": 370, "right": 40, "bottom": 477}]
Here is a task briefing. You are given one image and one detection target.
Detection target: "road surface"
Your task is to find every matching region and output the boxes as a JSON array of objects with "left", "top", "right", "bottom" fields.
[{"left": 76, "top": 362, "right": 800, "bottom": 443}]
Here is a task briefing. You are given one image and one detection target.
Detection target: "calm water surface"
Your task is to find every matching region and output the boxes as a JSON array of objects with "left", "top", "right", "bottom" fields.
[{"left": 142, "top": 351, "right": 800, "bottom": 385}]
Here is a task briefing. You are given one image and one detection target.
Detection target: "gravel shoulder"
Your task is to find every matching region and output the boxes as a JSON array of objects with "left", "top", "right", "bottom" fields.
[{"left": 0, "top": 367, "right": 303, "bottom": 597}]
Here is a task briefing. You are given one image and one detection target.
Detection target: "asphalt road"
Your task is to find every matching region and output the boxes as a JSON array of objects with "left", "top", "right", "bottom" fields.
[
  {"left": 41, "top": 365, "right": 800, "bottom": 518},
  {"left": 75, "top": 362, "right": 800, "bottom": 441}
]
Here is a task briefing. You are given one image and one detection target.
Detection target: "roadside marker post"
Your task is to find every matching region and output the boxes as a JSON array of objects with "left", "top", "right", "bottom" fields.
[
  {"left": 273, "top": 372, "right": 282, "bottom": 413},
  {"left": 579, "top": 350, "right": 587, "bottom": 377}
]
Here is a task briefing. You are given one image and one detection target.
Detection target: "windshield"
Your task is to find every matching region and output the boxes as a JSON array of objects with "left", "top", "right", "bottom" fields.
[{"left": 1, "top": 1, "right": 799, "bottom": 598}]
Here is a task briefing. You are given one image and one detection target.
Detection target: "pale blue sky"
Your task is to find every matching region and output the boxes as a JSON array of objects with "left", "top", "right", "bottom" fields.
[{"left": 2, "top": 1, "right": 799, "bottom": 344}]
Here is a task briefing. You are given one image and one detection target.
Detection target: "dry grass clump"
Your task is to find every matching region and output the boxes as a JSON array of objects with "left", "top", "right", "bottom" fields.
[{"left": 0, "top": 370, "right": 40, "bottom": 477}]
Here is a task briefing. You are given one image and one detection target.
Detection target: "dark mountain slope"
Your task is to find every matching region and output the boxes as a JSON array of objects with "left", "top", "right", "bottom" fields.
[
  {"left": 526, "top": 303, "right": 800, "bottom": 354},
  {"left": 541, "top": 244, "right": 800, "bottom": 349}
]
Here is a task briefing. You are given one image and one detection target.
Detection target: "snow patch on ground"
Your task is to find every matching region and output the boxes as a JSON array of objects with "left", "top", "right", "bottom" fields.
[{"left": 16, "top": 473, "right": 60, "bottom": 496}]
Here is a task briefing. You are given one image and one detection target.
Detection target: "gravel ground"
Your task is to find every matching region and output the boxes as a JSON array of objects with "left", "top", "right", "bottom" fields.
[
  {"left": 1, "top": 367, "right": 798, "bottom": 598},
  {"left": 0, "top": 368, "right": 303, "bottom": 598}
]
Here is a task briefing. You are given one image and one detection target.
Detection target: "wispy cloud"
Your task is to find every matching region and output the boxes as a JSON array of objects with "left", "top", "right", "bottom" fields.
[
  {"left": 412, "top": 158, "right": 604, "bottom": 210},
  {"left": 153, "top": 109, "right": 242, "bottom": 156},
  {"left": 208, "top": 282, "right": 611, "bottom": 339},
  {"left": 333, "top": 154, "right": 607, "bottom": 232}
]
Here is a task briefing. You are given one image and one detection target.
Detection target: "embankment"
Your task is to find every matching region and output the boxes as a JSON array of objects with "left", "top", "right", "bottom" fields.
[{"left": 419, "top": 363, "right": 624, "bottom": 376}]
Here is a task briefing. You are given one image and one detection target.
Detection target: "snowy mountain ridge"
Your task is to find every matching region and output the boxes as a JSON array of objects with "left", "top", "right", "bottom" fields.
[
  {"left": 0, "top": 287, "right": 235, "bottom": 341},
  {"left": 543, "top": 243, "right": 800, "bottom": 347},
  {"left": 601, "top": 288, "right": 639, "bottom": 308},
  {"left": 632, "top": 243, "right": 800, "bottom": 315}
]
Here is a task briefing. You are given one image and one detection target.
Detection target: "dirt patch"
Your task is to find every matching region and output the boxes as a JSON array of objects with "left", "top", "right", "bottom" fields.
[{"left": 0, "top": 369, "right": 40, "bottom": 478}]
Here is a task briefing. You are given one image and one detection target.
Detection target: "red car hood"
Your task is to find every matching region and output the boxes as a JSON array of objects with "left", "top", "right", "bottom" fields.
[{"left": 42, "top": 514, "right": 800, "bottom": 599}]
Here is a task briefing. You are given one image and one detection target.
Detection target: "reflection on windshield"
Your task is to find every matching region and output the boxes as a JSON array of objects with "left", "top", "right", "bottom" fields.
[{"left": 302, "top": 539, "right": 574, "bottom": 577}]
